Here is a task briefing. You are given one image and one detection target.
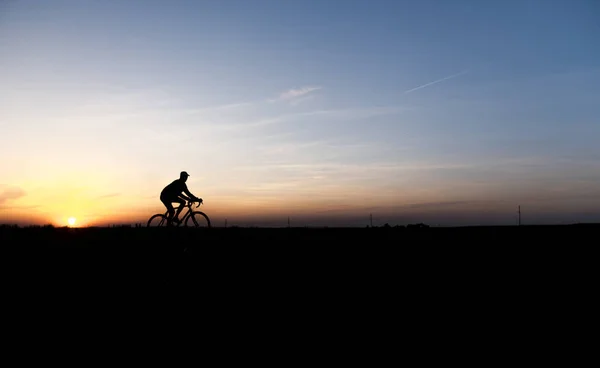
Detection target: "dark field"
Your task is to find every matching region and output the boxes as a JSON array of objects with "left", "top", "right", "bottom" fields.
[
  {"left": 4, "top": 222, "right": 598, "bottom": 246},
  {"left": 0, "top": 225, "right": 600, "bottom": 326},
  {"left": 2, "top": 224, "right": 596, "bottom": 306},
  {"left": 3, "top": 223, "right": 596, "bottom": 345}
]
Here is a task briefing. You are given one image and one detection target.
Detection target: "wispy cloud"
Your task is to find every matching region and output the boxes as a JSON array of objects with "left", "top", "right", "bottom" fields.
[
  {"left": 228, "top": 105, "right": 405, "bottom": 129},
  {"left": 403, "top": 70, "right": 468, "bottom": 94},
  {"left": 269, "top": 86, "right": 322, "bottom": 102},
  {"left": 183, "top": 102, "right": 253, "bottom": 115},
  {"left": 289, "top": 95, "right": 315, "bottom": 106},
  {"left": 45, "top": 100, "right": 254, "bottom": 132},
  {"left": 404, "top": 200, "right": 476, "bottom": 209},
  {"left": 0, "top": 204, "right": 40, "bottom": 210},
  {"left": 0, "top": 186, "right": 26, "bottom": 205},
  {"left": 235, "top": 161, "right": 473, "bottom": 175}
]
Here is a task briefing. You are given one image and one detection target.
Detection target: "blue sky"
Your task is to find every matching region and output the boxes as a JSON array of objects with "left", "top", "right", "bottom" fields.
[{"left": 1, "top": 0, "right": 599, "bottom": 226}]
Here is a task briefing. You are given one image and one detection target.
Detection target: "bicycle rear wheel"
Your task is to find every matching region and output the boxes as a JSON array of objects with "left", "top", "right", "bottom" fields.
[
  {"left": 147, "top": 214, "right": 168, "bottom": 227},
  {"left": 186, "top": 211, "right": 211, "bottom": 228}
]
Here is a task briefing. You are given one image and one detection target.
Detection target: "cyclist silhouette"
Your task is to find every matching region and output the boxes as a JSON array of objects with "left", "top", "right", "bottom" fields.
[{"left": 160, "top": 171, "right": 202, "bottom": 225}]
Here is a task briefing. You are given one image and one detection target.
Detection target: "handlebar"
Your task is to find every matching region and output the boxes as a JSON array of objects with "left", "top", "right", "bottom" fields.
[
  {"left": 173, "top": 199, "right": 202, "bottom": 211},
  {"left": 188, "top": 198, "right": 203, "bottom": 208}
]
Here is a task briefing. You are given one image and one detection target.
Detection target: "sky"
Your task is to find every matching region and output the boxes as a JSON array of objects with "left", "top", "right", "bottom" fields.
[{"left": 1, "top": 0, "right": 599, "bottom": 227}]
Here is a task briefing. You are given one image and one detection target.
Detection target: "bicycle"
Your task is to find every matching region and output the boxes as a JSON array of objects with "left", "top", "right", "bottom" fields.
[{"left": 147, "top": 199, "right": 211, "bottom": 228}]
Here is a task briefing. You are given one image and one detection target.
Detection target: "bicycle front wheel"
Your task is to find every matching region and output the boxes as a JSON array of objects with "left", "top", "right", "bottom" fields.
[
  {"left": 147, "top": 214, "right": 168, "bottom": 227},
  {"left": 185, "top": 211, "right": 211, "bottom": 228}
]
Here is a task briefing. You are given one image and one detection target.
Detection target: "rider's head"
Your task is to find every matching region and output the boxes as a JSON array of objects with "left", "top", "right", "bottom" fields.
[{"left": 180, "top": 171, "right": 190, "bottom": 181}]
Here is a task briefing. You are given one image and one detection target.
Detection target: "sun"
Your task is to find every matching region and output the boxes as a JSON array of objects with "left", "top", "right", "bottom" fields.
[{"left": 67, "top": 217, "right": 77, "bottom": 226}]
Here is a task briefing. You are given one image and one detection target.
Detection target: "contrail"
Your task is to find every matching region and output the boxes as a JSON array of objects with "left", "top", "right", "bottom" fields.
[{"left": 403, "top": 70, "right": 468, "bottom": 94}]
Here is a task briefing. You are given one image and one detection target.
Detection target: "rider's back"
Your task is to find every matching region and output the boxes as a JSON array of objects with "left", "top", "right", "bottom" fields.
[{"left": 161, "top": 179, "right": 186, "bottom": 197}]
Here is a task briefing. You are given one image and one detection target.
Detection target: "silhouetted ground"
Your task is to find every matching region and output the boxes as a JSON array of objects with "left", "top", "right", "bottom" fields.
[{"left": 2, "top": 225, "right": 596, "bottom": 313}]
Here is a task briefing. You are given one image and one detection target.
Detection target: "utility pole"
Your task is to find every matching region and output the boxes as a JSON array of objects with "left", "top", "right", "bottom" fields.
[
  {"left": 288, "top": 216, "right": 290, "bottom": 228},
  {"left": 370, "top": 213, "right": 373, "bottom": 227},
  {"left": 518, "top": 205, "right": 521, "bottom": 226}
]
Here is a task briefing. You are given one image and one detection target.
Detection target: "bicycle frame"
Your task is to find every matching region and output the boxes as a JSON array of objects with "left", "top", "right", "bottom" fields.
[
  {"left": 147, "top": 199, "right": 210, "bottom": 227},
  {"left": 165, "top": 200, "right": 201, "bottom": 224}
]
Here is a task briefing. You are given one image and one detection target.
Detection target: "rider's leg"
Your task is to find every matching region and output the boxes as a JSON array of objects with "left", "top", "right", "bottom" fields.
[
  {"left": 173, "top": 197, "right": 186, "bottom": 222},
  {"left": 161, "top": 196, "right": 176, "bottom": 225}
]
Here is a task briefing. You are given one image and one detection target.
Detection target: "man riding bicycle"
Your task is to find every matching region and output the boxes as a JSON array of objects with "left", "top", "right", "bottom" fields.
[{"left": 160, "top": 171, "right": 202, "bottom": 226}]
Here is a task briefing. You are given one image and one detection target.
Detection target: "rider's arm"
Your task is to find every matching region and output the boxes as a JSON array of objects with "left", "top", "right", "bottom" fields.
[{"left": 182, "top": 185, "right": 199, "bottom": 201}]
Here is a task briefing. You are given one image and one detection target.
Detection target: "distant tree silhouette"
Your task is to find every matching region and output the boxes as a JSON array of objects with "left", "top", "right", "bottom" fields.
[{"left": 407, "top": 223, "right": 430, "bottom": 229}]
